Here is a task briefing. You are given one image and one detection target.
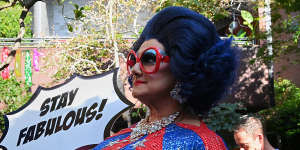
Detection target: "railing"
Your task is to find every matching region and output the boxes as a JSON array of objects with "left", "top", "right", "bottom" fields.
[
  {"left": 0, "top": 37, "right": 255, "bottom": 47},
  {"left": 0, "top": 37, "right": 72, "bottom": 47}
]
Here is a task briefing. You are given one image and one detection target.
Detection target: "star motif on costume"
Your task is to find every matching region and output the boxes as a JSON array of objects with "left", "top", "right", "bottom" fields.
[
  {"left": 107, "top": 140, "right": 119, "bottom": 146},
  {"left": 132, "top": 138, "right": 147, "bottom": 148},
  {"left": 108, "top": 139, "right": 127, "bottom": 147}
]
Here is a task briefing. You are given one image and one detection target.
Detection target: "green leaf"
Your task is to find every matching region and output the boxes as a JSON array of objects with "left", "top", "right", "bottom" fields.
[
  {"left": 237, "top": 29, "right": 246, "bottom": 37},
  {"left": 73, "top": 4, "right": 79, "bottom": 9},
  {"left": 249, "top": 59, "right": 256, "bottom": 65},
  {"left": 248, "top": 24, "right": 254, "bottom": 31},
  {"left": 84, "top": 6, "right": 91, "bottom": 10},
  {"left": 56, "top": 0, "right": 65, "bottom": 5},
  {"left": 67, "top": 24, "right": 73, "bottom": 32},
  {"left": 241, "top": 10, "right": 253, "bottom": 24},
  {"left": 0, "top": 76, "right": 32, "bottom": 130},
  {"left": 0, "top": 1, "right": 32, "bottom": 38}
]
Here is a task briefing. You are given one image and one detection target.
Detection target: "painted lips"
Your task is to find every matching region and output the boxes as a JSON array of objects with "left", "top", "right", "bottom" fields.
[{"left": 134, "top": 80, "right": 146, "bottom": 86}]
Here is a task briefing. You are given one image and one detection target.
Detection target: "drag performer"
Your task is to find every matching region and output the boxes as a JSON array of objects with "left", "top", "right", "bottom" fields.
[{"left": 94, "top": 6, "right": 238, "bottom": 150}]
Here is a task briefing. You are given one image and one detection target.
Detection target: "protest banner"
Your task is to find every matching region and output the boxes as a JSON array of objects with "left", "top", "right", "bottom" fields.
[{"left": 0, "top": 68, "right": 133, "bottom": 150}]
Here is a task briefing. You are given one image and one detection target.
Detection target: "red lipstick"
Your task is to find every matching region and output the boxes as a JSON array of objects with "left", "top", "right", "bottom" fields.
[{"left": 134, "top": 80, "right": 146, "bottom": 86}]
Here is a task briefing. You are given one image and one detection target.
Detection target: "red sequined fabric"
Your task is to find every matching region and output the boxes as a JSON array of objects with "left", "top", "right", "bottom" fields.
[{"left": 94, "top": 121, "right": 227, "bottom": 150}]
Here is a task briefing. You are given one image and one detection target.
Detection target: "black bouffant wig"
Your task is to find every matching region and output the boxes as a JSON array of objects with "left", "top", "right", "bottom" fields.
[{"left": 131, "top": 6, "right": 239, "bottom": 115}]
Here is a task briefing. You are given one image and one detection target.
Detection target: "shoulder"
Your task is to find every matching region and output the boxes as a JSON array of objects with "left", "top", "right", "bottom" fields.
[
  {"left": 93, "top": 127, "right": 132, "bottom": 150},
  {"left": 162, "top": 123, "right": 205, "bottom": 149},
  {"left": 109, "top": 127, "right": 132, "bottom": 138},
  {"left": 175, "top": 122, "right": 227, "bottom": 150}
]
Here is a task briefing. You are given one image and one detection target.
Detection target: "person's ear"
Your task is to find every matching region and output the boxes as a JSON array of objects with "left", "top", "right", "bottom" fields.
[{"left": 257, "top": 133, "right": 264, "bottom": 144}]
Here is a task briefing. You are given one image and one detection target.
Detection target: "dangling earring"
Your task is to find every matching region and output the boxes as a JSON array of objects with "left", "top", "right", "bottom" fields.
[
  {"left": 128, "top": 74, "right": 135, "bottom": 90},
  {"left": 144, "top": 105, "right": 150, "bottom": 120},
  {"left": 170, "top": 82, "right": 187, "bottom": 104}
]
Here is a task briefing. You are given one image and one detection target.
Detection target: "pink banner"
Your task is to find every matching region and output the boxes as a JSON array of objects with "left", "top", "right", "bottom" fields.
[
  {"left": 1, "top": 47, "right": 10, "bottom": 79},
  {"left": 33, "top": 48, "right": 40, "bottom": 72}
]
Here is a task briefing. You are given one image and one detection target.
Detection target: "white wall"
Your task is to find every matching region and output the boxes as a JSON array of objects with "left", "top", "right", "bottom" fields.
[{"left": 46, "top": 0, "right": 92, "bottom": 37}]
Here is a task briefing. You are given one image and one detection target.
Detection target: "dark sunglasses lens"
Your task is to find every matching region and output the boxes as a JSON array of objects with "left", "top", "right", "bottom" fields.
[
  {"left": 127, "top": 53, "right": 136, "bottom": 67},
  {"left": 141, "top": 49, "right": 157, "bottom": 66}
]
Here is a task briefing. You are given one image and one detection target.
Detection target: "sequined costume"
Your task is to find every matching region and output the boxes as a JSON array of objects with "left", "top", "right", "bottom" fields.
[{"left": 93, "top": 121, "right": 227, "bottom": 150}]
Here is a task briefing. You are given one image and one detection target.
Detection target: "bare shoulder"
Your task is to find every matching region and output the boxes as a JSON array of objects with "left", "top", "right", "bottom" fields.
[
  {"left": 177, "top": 112, "right": 201, "bottom": 126},
  {"left": 179, "top": 117, "right": 201, "bottom": 126}
]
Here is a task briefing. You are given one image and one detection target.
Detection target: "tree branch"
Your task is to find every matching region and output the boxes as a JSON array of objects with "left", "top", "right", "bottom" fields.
[
  {"left": 0, "top": 0, "right": 18, "bottom": 11},
  {"left": 0, "top": 6, "right": 28, "bottom": 71},
  {"left": 0, "top": 0, "right": 42, "bottom": 72},
  {"left": 20, "top": 0, "right": 41, "bottom": 9},
  {"left": 14, "top": 7, "right": 29, "bottom": 45}
]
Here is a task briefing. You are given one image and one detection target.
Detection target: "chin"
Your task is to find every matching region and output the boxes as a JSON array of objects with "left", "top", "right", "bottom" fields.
[
  {"left": 132, "top": 91, "right": 150, "bottom": 102},
  {"left": 132, "top": 87, "right": 145, "bottom": 96},
  {"left": 132, "top": 92, "right": 146, "bottom": 99},
  {"left": 132, "top": 90, "right": 143, "bottom": 99}
]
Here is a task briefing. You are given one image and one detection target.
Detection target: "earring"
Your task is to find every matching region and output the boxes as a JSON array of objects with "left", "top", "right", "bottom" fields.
[
  {"left": 170, "top": 82, "right": 187, "bottom": 104},
  {"left": 128, "top": 74, "right": 134, "bottom": 88}
]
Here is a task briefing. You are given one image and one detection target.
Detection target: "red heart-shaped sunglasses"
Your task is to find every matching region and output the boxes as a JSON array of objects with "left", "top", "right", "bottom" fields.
[{"left": 126, "top": 46, "right": 170, "bottom": 74}]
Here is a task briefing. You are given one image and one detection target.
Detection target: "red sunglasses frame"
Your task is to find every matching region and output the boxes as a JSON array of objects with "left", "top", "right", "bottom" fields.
[{"left": 126, "top": 46, "right": 170, "bottom": 74}]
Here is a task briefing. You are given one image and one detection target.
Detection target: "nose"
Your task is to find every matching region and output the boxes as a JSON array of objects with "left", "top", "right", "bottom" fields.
[{"left": 130, "top": 62, "right": 142, "bottom": 76}]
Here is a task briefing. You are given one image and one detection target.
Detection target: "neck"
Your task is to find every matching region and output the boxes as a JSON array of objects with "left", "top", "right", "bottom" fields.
[
  {"left": 264, "top": 138, "right": 275, "bottom": 150},
  {"left": 144, "top": 96, "right": 181, "bottom": 122}
]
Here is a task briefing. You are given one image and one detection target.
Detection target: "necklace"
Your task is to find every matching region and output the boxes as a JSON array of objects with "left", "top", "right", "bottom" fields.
[
  {"left": 130, "top": 111, "right": 180, "bottom": 142},
  {"left": 106, "top": 111, "right": 180, "bottom": 148}
]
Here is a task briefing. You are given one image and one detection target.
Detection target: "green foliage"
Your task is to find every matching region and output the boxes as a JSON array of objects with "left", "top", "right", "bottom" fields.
[
  {"left": 203, "top": 103, "right": 246, "bottom": 132},
  {"left": 130, "top": 106, "right": 147, "bottom": 119},
  {"left": 281, "top": 15, "right": 300, "bottom": 45},
  {"left": 73, "top": 4, "right": 86, "bottom": 20},
  {"left": 294, "top": 28, "right": 300, "bottom": 44},
  {"left": 273, "top": 14, "right": 300, "bottom": 49},
  {"left": 0, "top": 76, "right": 32, "bottom": 131},
  {"left": 65, "top": 3, "right": 87, "bottom": 32},
  {"left": 241, "top": 10, "right": 254, "bottom": 31},
  {"left": 157, "top": 0, "right": 230, "bottom": 21},
  {"left": 45, "top": 0, "right": 155, "bottom": 82},
  {"left": 50, "top": 35, "right": 115, "bottom": 80},
  {"left": 203, "top": 102, "right": 246, "bottom": 149},
  {"left": 274, "top": 0, "right": 300, "bottom": 13},
  {"left": 229, "top": 10, "right": 257, "bottom": 41},
  {"left": 0, "top": 1, "right": 32, "bottom": 38},
  {"left": 56, "top": 0, "right": 65, "bottom": 5},
  {"left": 240, "top": 0, "right": 300, "bottom": 66},
  {"left": 259, "top": 0, "right": 300, "bottom": 65},
  {"left": 274, "top": 78, "right": 300, "bottom": 105},
  {"left": 67, "top": 23, "right": 73, "bottom": 32},
  {"left": 259, "top": 78, "right": 300, "bottom": 149}
]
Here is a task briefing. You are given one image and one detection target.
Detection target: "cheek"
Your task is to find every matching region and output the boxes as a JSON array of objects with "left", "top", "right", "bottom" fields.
[
  {"left": 149, "top": 70, "right": 175, "bottom": 90},
  {"left": 143, "top": 65, "right": 156, "bottom": 72},
  {"left": 153, "top": 76, "right": 174, "bottom": 88},
  {"left": 254, "top": 137, "right": 262, "bottom": 147}
]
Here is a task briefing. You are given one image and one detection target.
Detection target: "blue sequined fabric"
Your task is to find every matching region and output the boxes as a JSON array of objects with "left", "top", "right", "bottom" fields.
[{"left": 93, "top": 122, "right": 227, "bottom": 150}]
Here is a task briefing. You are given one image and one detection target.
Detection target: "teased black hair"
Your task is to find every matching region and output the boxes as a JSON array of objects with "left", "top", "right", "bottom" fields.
[{"left": 130, "top": 6, "right": 239, "bottom": 115}]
